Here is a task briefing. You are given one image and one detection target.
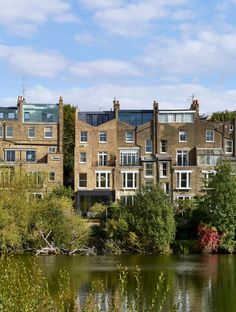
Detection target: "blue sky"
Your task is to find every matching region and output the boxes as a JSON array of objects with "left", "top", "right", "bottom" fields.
[{"left": 0, "top": 0, "right": 236, "bottom": 113}]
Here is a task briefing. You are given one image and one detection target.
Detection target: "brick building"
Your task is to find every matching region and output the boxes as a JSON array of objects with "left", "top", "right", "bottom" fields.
[
  {"left": 74, "top": 99, "right": 236, "bottom": 212},
  {"left": 0, "top": 96, "right": 63, "bottom": 195}
]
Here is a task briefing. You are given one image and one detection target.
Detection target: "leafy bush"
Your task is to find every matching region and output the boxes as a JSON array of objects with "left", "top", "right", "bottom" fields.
[
  {"left": 197, "top": 224, "right": 220, "bottom": 253},
  {"left": 104, "top": 186, "right": 176, "bottom": 253}
]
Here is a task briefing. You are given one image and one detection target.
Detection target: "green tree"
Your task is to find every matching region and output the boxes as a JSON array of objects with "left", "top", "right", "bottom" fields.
[
  {"left": 201, "top": 162, "right": 236, "bottom": 250},
  {"left": 105, "top": 186, "right": 176, "bottom": 253},
  {"left": 211, "top": 110, "right": 236, "bottom": 121},
  {"left": 0, "top": 170, "right": 90, "bottom": 253},
  {"left": 63, "top": 104, "right": 76, "bottom": 187}
]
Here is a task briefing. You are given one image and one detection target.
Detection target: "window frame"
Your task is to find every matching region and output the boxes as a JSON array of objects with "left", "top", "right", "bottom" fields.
[
  {"left": 79, "top": 152, "right": 87, "bottom": 163},
  {"left": 48, "top": 171, "right": 56, "bottom": 182},
  {"left": 121, "top": 171, "right": 139, "bottom": 189},
  {"left": 176, "top": 150, "right": 189, "bottom": 166},
  {"left": 6, "top": 126, "right": 13, "bottom": 138},
  {"left": 95, "top": 171, "right": 111, "bottom": 189},
  {"left": 179, "top": 130, "right": 187, "bottom": 142},
  {"left": 98, "top": 151, "right": 108, "bottom": 166},
  {"left": 99, "top": 131, "right": 107, "bottom": 143},
  {"left": 175, "top": 170, "right": 192, "bottom": 190},
  {"left": 26, "top": 150, "right": 36, "bottom": 162},
  {"left": 160, "top": 161, "right": 168, "bottom": 178},
  {"left": 144, "top": 162, "right": 153, "bottom": 177},
  {"left": 225, "top": 140, "right": 233, "bottom": 154},
  {"left": 5, "top": 150, "right": 16, "bottom": 162},
  {"left": 79, "top": 173, "right": 87, "bottom": 188},
  {"left": 125, "top": 131, "right": 134, "bottom": 143},
  {"left": 160, "top": 140, "right": 167, "bottom": 153},
  {"left": 0, "top": 125, "right": 3, "bottom": 138},
  {"left": 206, "top": 130, "right": 214, "bottom": 142},
  {"left": 120, "top": 149, "right": 139, "bottom": 166},
  {"left": 28, "top": 126, "right": 36, "bottom": 139},
  {"left": 44, "top": 126, "right": 53, "bottom": 139},
  {"left": 145, "top": 139, "right": 153, "bottom": 153},
  {"left": 80, "top": 131, "right": 88, "bottom": 143},
  {"left": 48, "top": 146, "right": 57, "bottom": 153}
]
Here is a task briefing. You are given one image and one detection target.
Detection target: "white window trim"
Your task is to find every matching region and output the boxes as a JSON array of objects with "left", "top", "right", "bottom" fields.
[
  {"left": 206, "top": 130, "right": 214, "bottom": 142},
  {"left": 99, "top": 131, "right": 107, "bottom": 143},
  {"left": 28, "top": 126, "right": 36, "bottom": 139},
  {"left": 78, "top": 173, "right": 87, "bottom": 189},
  {"left": 121, "top": 171, "right": 139, "bottom": 189},
  {"left": 160, "top": 161, "right": 168, "bottom": 178},
  {"left": 225, "top": 140, "right": 233, "bottom": 154},
  {"left": 79, "top": 152, "right": 87, "bottom": 164},
  {"left": 120, "top": 149, "right": 139, "bottom": 166},
  {"left": 144, "top": 163, "right": 154, "bottom": 178},
  {"left": 98, "top": 151, "right": 108, "bottom": 166},
  {"left": 174, "top": 195, "right": 193, "bottom": 201},
  {"left": 125, "top": 131, "right": 134, "bottom": 143},
  {"left": 6, "top": 126, "right": 13, "bottom": 138},
  {"left": 175, "top": 170, "right": 192, "bottom": 190},
  {"left": 95, "top": 171, "right": 111, "bottom": 189},
  {"left": 176, "top": 150, "right": 189, "bottom": 166},
  {"left": 145, "top": 139, "right": 152, "bottom": 154},
  {"left": 80, "top": 131, "right": 88, "bottom": 143},
  {"left": 25, "top": 150, "right": 36, "bottom": 162},
  {"left": 0, "top": 126, "right": 3, "bottom": 138},
  {"left": 44, "top": 126, "right": 53, "bottom": 139},
  {"left": 179, "top": 130, "right": 187, "bottom": 142},
  {"left": 5, "top": 149, "right": 16, "bottom": 162},
  {"left": 160, "top": 140, "right": 167, "bottom": 153}
]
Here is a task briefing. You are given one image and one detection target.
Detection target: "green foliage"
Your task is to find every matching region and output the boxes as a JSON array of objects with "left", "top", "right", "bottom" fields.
[
  {"left": 0, "top": 257, "right": 76, "bottom": 311},
  {"left": 50, "top": 184, "right": 74, "bottom": 199},
  {"left": 63, "top": 104, "right": 76, "bottom": 186},
  {"left": 105, "top": 186, "right": 176, "bottom": 253},
  {"left": 200, "top": 162, "right": 236, "bottom": 250},
  {"left": 0, "top": 171, "right": 90, "bottom": 253},
  {"left": 82, "top": 265, "right": 174, "bottom": 312},
  {"left": 211, "top": 110, "right": 236, "bottom": 121}
]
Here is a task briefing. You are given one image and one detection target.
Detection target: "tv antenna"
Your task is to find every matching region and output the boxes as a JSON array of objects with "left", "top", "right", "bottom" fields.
[{"left": 22, "top": 78, "right": 26, "bottom": 100}]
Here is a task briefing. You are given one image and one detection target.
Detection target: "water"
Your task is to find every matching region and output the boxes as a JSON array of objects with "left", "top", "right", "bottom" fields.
[{"left": 9, "top": 254, "right": 236, "bottom": 311}]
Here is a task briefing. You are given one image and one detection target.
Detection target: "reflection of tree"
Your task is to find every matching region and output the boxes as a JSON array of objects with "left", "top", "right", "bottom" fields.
[{"left": 10, "top": 254, "right": 236, "bottom": 312}]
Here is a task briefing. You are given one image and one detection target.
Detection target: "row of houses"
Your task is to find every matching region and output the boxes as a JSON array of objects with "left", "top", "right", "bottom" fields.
[{"left": 0, "top": 96, "right": 235, "bottom": 212}]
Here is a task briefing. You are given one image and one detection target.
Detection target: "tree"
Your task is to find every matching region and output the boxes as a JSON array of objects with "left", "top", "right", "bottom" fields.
[
  {"left": 201, "top": 162, "right": 236, "bottom": 250},
  {"left": 105, "top": 186, "right": 176, "bottom": 253},
  {"left": 0, "top": 170, "right": 90, "bottom": 253},
  {"left": 63, "top": 104, "right": 76, "bottom": 187},
  {"left": 211, "top": 110, "right": 236, "bottom": 121}
]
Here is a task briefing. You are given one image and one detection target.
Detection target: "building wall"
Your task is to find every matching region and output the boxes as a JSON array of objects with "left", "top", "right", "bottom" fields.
[
  {"left": 74, "top": 99, "right": 236, "bottom": 210},
  {"left": 0, "top": 96, "right": 63, "bottom": 192}
]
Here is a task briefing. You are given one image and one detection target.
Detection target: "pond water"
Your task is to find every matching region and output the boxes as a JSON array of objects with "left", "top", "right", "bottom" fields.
[{"left": 11, "top": 254, "right": 236, "bottom": 311}]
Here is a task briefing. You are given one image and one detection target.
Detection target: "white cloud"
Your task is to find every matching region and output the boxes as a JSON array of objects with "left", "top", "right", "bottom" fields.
[
  {"left": 142, "top": 31, "right": 236, "bottom": 79},
  {"left": 82, "top": 0, "right": 191, "bottom": 37},
  {"left": 70, "top": 59, "right": 141, "bottom": 79},
  {"left": 0, "top": 0, "right": 77, "bottom": 36},
  {"left": 79, "top": 0, "right": 124, "bottom": 10},
  {"left": 74, "top": 32, "right": 99, "bottom": 46},
  {"left": 0, "top": 45, "right": 68, "bottom": 77},
  {"left": 2, "top": 83, "right": 235, "bottom": 114}
]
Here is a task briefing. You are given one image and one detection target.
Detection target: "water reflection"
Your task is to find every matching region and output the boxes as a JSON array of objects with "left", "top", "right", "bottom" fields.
[{"left": 9, "top": 254, "right": 236, "bottom": 312}]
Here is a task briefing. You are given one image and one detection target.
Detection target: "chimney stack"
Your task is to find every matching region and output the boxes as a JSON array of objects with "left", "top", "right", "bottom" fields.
[
  {"left": 113, "top": 99, "right": 120, "bottom": 119},
  {"left": 191, "top": 99, "right": 199, "bottom": 116}
]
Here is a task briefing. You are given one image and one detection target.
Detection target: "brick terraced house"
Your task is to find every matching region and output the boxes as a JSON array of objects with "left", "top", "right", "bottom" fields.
[
  {"left": 74, "top": 99, "right": 236, "bottom": 212},
  {"left": 0, "top": 96, "right": 63, "bottom": 195}
]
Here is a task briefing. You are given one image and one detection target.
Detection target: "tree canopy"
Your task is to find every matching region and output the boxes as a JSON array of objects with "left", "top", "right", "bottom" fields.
[
  {"left": 105, "top": 186, "right": 176, "bottom": 253},
  {"left": 201, "top": 162, "right": 236, "bottom": 249}
]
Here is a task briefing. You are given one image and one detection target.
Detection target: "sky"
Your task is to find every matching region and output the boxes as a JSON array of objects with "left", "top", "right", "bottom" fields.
[{"left": 0, "top": 0, "right": 236, "bottom": 113}]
